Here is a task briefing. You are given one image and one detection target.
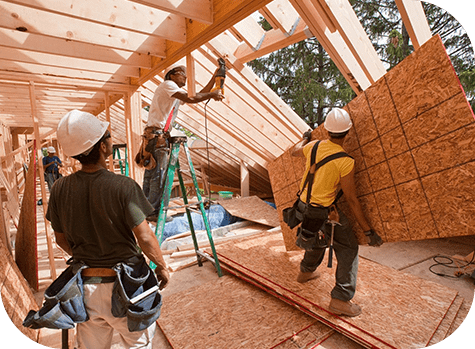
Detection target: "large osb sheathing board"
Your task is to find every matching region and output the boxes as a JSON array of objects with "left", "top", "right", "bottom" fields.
[
  {"left": 0, "top": 237, "right": 39, "bottom": 343},
  {"left": 214, "top": 232, "right": 459, "bottom": 349},
  {"left": 218, "top": 196, "right": 280, "bottom": 227},
  {"left": 268, "top": 35, "right": 475, "bottom": 250},
  {"left": 158, "top": 275, "right": 334, "bottom": 349}
]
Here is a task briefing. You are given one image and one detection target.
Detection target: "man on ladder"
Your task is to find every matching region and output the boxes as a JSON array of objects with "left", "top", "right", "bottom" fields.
[{"left": 136, "top": 64, "right": 224, "bottom": 222}]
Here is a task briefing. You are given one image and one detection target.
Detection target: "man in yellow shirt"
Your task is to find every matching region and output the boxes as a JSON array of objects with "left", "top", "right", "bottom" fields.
[{"left": 292, "top": 108, "right": 383, "bottom": 317}]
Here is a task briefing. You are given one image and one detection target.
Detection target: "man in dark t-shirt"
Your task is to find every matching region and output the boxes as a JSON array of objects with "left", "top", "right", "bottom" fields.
[
  {"left": 46, "top": 110, "right": 169, "bottom": 349},
  {"left": 42, "top": 146, "right": 62, "bottom": 191}
]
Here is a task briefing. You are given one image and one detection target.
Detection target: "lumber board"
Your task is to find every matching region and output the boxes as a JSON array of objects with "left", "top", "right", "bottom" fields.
[
  {"left": 268, "top": 35, "right": 475, "bottom": 249},
  {"left": 217, "top": 196, "right": 280, "bottom": 227},
  {"left": 158, "top": 275, "right": 333, "bottom": 349},
  {"left": 14, "top": 153, "right": 38, "bottom": 291},
  {"left": 212, "top": 232, "right": 459, "bottom": 349}
]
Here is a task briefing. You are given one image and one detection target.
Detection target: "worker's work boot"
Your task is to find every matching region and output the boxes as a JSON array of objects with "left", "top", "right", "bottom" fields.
[
  {"left": 297, "top": 271, "right": 320, "bottom": 283},
  {"left": 329, "top": 298, "right": 362, "bottom": 317}
]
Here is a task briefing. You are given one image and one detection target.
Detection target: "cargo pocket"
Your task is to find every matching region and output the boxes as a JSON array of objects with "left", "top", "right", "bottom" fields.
[
  {"left": 23, "top": 262, "right": 88, "bottom": 330},
  {"left": 112, "top": 258, "right": 162, "bottom": 332}
]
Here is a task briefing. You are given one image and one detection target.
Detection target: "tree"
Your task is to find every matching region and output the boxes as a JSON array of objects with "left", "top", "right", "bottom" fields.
[{"left": 248, "top": 0, "right": 475, "bottom": 126}]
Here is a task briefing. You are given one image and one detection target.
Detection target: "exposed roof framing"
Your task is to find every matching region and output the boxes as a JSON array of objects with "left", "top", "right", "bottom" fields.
[{"left": 0, "top": 0, "right": 433, "bottom": 192}]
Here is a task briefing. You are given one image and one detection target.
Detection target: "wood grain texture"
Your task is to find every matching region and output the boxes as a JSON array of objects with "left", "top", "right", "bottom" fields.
[
  {"left": 214, "top": 232, "right": 459, "bottom": 349},
  {"left": 268, "top": 35, "right": 475, "bottom": 249},
  {"left": 218, "top": 196, "right": 280, "bottom": 227},
  {"left": 157, "top": 275, "right": 332, "bottom": 349}
]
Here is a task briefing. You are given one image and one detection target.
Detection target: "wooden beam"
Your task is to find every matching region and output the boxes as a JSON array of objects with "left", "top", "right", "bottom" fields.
[
  {"left": 261, "top": 0, "right": 300, "bottom": 35},
  {"left": 290, "top": 0, "right": 370, "bottom": 92},
  {"left": 0, "top": 1, "right": 166, "bottom": 56},
  {"left": 0, "top": 28, "right": 152, "bottom": 68},
  {"left": 233, "top": 20, "right": 309, "bottom": 63},
  {"left": 133, "top": 0, "right": 274, "bottom": 85},
  {"left": 314, "top": 0, "right": 386, "bottom": 84},
  {"left": 11, "top": 0, "right": 187, "bottom": 43},
  {"left": 186, "top": 54, "right": 197, "bottom": 96},
  {"left": 128, "top": 0, "right": 213, "bottom": 24},
  {"left": 28, "top": 81, "right": 56, "bottom": 280},
  {"left": 104, "top": 92, "right": 114, "bottom": 172},
  {"left": 395, "top": 0, "right": 432, "bottom": 49},
  {"left": 0, "top": 46, "right": 140, "bottom": 78},
  {"left": 240, "top": 160, "right": 249, "bottom": 197},
  {"left": 231, "top": 16, "right": 266, "bottom": 50}
]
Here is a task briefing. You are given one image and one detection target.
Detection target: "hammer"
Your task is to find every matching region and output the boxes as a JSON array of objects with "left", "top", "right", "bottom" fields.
[{"left": 327, "top": 205, "right": 341, "bottom": 268}]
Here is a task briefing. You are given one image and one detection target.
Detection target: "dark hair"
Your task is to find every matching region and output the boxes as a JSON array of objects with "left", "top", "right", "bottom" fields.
[
  {"left": 328, "top": 130, "right": 349, "bottom": 139},
  {"left": 72, "top": 131, "right": 110, "bottom": 165}
]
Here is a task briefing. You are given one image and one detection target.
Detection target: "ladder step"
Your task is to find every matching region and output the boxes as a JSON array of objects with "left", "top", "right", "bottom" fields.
[{"left": 165, "top": 201, "right": 203, "bottom": 210}]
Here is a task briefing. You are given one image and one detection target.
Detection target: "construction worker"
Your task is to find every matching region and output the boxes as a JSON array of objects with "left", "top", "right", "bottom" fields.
[
  {"left": 42, "top": 146, "right": 62, "bottom": 191},
  {"left": 291, "top": 108, "right": 383, "bottom": 318},
  {"left": 139, "top": 65, "right": 224, "bottom": 222},
  {"left": 43, "top": 110, "right": 169, "bottom": 348}
]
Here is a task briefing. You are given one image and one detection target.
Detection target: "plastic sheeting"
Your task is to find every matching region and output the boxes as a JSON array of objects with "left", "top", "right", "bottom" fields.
[{"left": 163, "top": 204, "right": 241, "bottom": 240}]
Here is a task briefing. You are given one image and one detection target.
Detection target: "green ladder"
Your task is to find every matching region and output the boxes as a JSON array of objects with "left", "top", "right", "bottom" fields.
[
  {"left": 112, "top": 144, "right": 128, "bottom": 176},
  {"left": 151, "top": 136, "right": 223, "bottom": 277}
]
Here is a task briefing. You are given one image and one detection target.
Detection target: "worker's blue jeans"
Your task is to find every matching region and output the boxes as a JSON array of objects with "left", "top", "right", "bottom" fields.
[
  {"left": 299, "top": 209, "right": 359, "bottom": 302},
  {"left": 142, "top": 147, "right": 169, "bottom": 215}
]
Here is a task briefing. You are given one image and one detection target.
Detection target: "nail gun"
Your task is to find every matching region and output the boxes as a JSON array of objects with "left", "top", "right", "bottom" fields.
[{"left": 211, "top": 58, "right": 226, "bottom": 94}]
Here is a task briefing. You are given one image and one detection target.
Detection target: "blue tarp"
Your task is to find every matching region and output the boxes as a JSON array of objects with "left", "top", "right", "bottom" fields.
[{"left": 162, "top": 204, "right": 241, "bottom": 239}]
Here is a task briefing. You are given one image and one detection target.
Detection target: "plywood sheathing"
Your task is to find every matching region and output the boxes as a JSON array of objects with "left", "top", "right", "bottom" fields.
[
  {"left": 158, "top": 275, "right": 334, "bottom": 349},
  {"left": 218, "top": 196, "right": 280, "bottom": 227},
  {"left": 212, "top": 232, "right": 460, "bottom": 349},
  {"left": 427, "top": 294, "right": 464, "bottom": 346},
  {"left": 14, "top": 152, "right": 38, "bottom": 291},
  {"left": 268, "top": 35, "right": 475, "bottom": 250},
  {"left": 0, "top": 236, "right": 39, "bottom": 343}
]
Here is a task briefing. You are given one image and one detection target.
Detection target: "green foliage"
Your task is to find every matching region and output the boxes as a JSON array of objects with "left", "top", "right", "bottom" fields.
[{"left": 248, "top": 0, "right": 475, "bottom": 124}]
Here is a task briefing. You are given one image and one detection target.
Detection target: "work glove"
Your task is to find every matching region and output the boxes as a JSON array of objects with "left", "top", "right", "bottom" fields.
[
  {"left": 364, "top": 229, "right": 383, "bottom": 247},
  {"left": 302, "top": 130, "right": 312, "bottom": 142},
  {"left": 154, "top": 267, "right": 170, "bottom": 290}
]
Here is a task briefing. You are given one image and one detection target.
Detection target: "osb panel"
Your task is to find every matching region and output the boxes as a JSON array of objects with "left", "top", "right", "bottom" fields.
[
  {"left": 268, "top": 35, "right": 475, "bottom": 250},
  {"left": 157, "top": 275, "right": 323, "bottom": 349},
  {"left": 0, "top": 237, "right": 39, "bottom": 343},
  {"left": 427, "top": 295, "right": 464, "bottom": 347},
  {"left": 218, "top": 196, "right": 280, "bottom": 227},
  {"left": 15, "top": 154, "right": 38, "bottom": 291},
  {"left": 215, "top": 233, "right": 459, "bottom": 349}
]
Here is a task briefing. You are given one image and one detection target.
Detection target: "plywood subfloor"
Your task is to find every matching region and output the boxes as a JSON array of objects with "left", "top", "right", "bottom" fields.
[
  {"left": 158, "top": 275, "right": 334, "bottom": 349},
  {"left": 212, "top": 232, "right": 460, "bottom": 349},
  {"left": 267, "top": 35, "right": 475, "bottom": 251},
  {"left": 218, "top": 196, "right": 280, "bottom": 227}
]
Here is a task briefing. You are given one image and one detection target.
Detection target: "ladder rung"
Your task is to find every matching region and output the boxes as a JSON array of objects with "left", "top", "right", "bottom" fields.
[{"left": 165, "top": 201, "right": 203, "bottom": 210}]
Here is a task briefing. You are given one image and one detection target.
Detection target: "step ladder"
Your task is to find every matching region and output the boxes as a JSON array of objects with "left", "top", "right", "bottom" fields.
[
  {"left": 112, "top": 143, "right": 128, "bottom": 176},
  {"left": 150, "top": 136, "right": 223, "bottom": 277}
]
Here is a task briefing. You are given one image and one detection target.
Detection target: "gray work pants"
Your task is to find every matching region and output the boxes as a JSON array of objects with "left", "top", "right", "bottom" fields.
[{"left": 299, "top": 209, "right": 359, "bottom": 302}]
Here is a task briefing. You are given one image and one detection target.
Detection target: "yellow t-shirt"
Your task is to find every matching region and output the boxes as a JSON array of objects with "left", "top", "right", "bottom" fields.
[{"left": 299, "top": 140, "right": 354, "bottom": 207}]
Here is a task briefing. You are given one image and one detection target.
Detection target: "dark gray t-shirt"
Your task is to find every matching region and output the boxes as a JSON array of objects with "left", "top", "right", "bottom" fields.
[{"left": 46, "top": 169, "right": 154, "bottom": 267}]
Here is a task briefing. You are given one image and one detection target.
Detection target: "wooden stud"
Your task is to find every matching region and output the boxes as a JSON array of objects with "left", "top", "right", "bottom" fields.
[
  {"left": 104, "top": 92, "right": 114, "bottom": 173},
  {"left": 395, "top": 0, "right": 432, "bottom": 49},
  {"left": 28, "top": 81, "right": 56, "bottom": 280},
  {"left": 240, "top": 160, "right": 249, "bottom": 197}
]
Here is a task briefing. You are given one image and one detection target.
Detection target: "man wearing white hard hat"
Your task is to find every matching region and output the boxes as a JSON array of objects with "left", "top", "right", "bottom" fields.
[
  {"left": 138, "top": 64, "right": 224, "bottom": 222},
  {"left": 28, "top": 110, "right": 170, "bottom": 349},
  {"left": 42, "top": 145, "right": 62, "bottom": 191},
  {"left": 290, "top": 108, "right": 383, "bottom": 318}
]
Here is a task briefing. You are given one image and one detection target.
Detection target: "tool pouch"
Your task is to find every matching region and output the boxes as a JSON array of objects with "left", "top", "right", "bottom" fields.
[
  {"left": 282, "top": 198, "right": 305, "bottom": 229},
  {"left": 296, "top": 227, "right": 328, "bottom": 251},
  {"left": 23, "top": 262, "right": 88, "bottom": 330},
  {"left": 111, "top": 256, "right": 162, "bottom": 332}
]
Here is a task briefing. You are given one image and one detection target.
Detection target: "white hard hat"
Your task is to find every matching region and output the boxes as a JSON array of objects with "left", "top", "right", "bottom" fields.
[
  {"left": 164, "top": 65, "right": 186, "bottom": 80},
  {"left": 47, "top": 146, "right": 56, "bottom": 153},
  {"left": 324, "top": 108, "right": 353, "bottom": 133},
  {"left": 57, "top": 110, "right": 109, "bottom": 157}
]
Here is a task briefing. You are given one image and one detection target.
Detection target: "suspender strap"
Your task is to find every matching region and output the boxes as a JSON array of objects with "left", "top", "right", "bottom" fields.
[{"left": 299, "top": 141, "right": 353, "bottom": 205}]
